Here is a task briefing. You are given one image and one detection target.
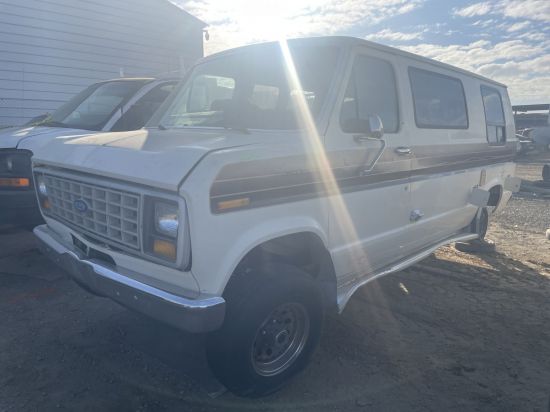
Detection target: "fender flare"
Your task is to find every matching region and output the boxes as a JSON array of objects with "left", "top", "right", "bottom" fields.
[{"left": 214, "top": 216, "right": 330, "bottom": 295}]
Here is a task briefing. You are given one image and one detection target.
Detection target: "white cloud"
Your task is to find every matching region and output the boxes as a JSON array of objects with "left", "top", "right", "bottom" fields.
[
  {"left": 175, "top": 0, "right": 425, "bottom": 54},
  {"left": 402, "top": 39, "right": 550, "bottom": 104},
  {"left": 366, "top": 28, "right": 425, "bottom": 42},
  {"left": 471, "top": 19, "right": 496, "bottom": 28},
  {"left": 454, "top": 0, "right": 550, "bottom": 22},
  {"left": 453, "top": 2, "right": 492, "bottom": 17},
  {"left": 506, "top": 21, "right": 530, "bottom": 32},
  {"left": 518, "top": 31, "right": 547, "bottom": 41},
  {"left": 499, "top": 0, "right": 550, "bottom": 22}
]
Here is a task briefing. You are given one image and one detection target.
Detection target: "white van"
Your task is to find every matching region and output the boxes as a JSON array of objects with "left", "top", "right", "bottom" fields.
[
  {"left": 32, "top": 37, "right": 517, "bottom": 397},
  {"left": 0, "top": 78, "right": 178, "bottom": 227}
]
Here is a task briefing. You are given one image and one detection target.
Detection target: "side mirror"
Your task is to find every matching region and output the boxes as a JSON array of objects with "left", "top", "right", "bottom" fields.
[{"left": 342, "top": 115, "right": 384, "bottom": 139}]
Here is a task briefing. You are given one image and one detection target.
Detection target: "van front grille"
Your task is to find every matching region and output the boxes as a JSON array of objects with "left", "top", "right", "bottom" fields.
[{"left": 41, "top": 174, "right": 141, "bottom": 249}]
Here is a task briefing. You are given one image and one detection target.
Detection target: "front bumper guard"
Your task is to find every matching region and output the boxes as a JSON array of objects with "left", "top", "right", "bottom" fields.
[{"left": 34, "top": 225, "right": 225, "bottom": 333}]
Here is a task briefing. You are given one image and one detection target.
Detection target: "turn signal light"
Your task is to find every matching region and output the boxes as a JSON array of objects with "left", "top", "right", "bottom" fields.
[
  {"left": 0, "top": 177, "right": 30, "bottom": 187},
  {"left": 217, "top": 197, "right": 250, "bottom": 211},
  {"left": 153, "top": 239, "right": 176, "bottom": 260}
]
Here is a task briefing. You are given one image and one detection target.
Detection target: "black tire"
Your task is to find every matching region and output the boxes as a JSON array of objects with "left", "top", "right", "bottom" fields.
[
  {"left": 206, "top": 263, "right": 324, "bottom": 398},
  {"left": 477, "top": 207, "right": 489, "bottom": 241},
  {"left": 466, "top": 207, "right": 488, "bottom": 240},
  {"left": 456, "top": 208, "right": 492, "bottom": 253}
]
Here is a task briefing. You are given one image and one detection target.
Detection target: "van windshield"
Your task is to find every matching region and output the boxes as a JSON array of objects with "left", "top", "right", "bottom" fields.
[
  {"left": 39, "top": 80, "right": 147, "bottom": 131},
  {"left": 160, "top": 44, "right": 340, "bottom": 130}
]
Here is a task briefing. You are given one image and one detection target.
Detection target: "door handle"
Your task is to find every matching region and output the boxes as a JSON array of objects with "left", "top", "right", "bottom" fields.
[
  {"left": 354, "top": 134, "right": 379, "bottom": 143},
  {"left": 395, "top": 146, "right": 412, "bottom": 155}
]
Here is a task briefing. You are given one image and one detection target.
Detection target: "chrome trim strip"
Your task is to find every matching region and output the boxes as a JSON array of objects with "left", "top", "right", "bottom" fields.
[
  {"left": 336, "top": 232, "right": 479, "bottom": 311},
  {"left": 34, "top": 225, "right": 222, "bottom": 310},
  {"left": 34, "top": 225, "right": 224, "bottom": 332},
  {"left": 88, "top": 258, "right": 224, "bottom": 310}
]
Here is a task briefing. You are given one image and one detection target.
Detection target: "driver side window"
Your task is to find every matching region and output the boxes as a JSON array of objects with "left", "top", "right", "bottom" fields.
[{"left": 340, "top": 55, "right": 399, "bottom": 133}]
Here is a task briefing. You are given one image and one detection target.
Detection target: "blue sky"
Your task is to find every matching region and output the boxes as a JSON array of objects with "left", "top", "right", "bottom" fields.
[{"left": 175, "top": 0, "right": 549, "bottom": 104}]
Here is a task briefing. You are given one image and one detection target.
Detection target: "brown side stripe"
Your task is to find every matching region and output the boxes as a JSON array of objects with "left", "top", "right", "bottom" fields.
[{"left": 210, "top": 143, "right": 516, "bottom": 213}]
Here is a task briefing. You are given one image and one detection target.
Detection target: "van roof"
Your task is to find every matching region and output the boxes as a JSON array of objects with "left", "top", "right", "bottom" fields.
[{"left": 202, "top": 36, "right": 506, "bottom": 88}]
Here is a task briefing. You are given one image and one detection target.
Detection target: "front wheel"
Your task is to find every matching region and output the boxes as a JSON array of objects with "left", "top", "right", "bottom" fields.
[{"left": 206, "top": 264, "right": 324, "bottom": 397}]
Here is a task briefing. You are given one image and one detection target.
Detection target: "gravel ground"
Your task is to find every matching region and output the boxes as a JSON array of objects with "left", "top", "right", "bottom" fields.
[{"left": 1, "top": 156, "right": 549, "bottom": 411}]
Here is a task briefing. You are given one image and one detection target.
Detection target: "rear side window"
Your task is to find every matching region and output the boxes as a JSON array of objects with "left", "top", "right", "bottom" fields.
[
  {"left": 481, "top": 86, "right": 506, "bottom": 144},
  {"left": 340, "top": 55, "right": 399, "bottom": 133},
  {"left": 409, "top": 67, "right": 468, "bottom": 129}
]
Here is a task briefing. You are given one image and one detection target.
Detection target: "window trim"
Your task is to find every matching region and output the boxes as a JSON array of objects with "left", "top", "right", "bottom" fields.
[
  {"left": 408, "top": 66, "right": 469, "bottom": 130},
  {"left": 480, "top": 85, "right": 506, "bottom": 146},
  {"left": 339, "top": 54, "right": 401, "bottom": 134}
]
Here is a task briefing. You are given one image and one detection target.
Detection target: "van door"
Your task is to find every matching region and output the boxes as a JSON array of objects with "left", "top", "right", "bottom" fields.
[
  {"left": 406, "top": 67, "right": 477, "bottom": 248},
  {"left": 325, "top": 50, "right": 413, "bottom": 282}
]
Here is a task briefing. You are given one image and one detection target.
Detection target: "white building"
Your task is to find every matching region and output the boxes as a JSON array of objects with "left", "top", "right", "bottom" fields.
[{"left": 0, "top": 0, "right": 206, "bottom": 127}]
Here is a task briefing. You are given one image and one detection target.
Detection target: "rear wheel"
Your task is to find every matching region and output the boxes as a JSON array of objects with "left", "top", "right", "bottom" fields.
[
  {"left": 476, "top": 207, "right": 489, "bottom": 241},
  {"left": 456, "top": 208, "right": 493, "bottom": 253},
  {"left": 206, "top": 264, "right": 324, "bottom": 397}
]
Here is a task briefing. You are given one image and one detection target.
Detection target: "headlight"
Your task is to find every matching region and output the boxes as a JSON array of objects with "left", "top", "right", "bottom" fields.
[
  {"left": 34, "top": 174, "right": 51, "bottom": 210},
  {"left": 144, "top": 197, "right": 185, "bottom": 264},
  {"left": 0, "top": 154, "right": 14, "bottom": 174},
  {"left": 37, "top": 177, "right": 48, "bottom": 196},
  {"left": 0, "top": 152, "right": 29, "bottom": 174},
  {"left": 155, "top": 202, "right": 179, "bottom": 238},
  {"left": 0, "top": 151, "right": 31, "bottom": 189}
]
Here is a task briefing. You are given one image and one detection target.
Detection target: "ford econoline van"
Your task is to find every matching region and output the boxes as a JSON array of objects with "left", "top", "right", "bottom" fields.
[{"left": 32, "top": 37, "right": 517, "bottom": 396}]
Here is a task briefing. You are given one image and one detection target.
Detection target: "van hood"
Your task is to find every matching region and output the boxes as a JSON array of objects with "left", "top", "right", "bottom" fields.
[
  {"left": 0, "top": 126, "right": 92, "bottom": 149},
  {"left": 31, "top": 128, "right": 253, "bottom": 191}
]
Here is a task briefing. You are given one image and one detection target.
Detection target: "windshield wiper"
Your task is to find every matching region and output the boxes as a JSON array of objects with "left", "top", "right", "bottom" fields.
[{"left": 158, "top": 122, "right": 250, "bottom": 134}]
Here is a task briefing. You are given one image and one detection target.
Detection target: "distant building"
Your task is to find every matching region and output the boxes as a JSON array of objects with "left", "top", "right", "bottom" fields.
[{"left": 0, "top": 0, "right": 206, "bottom": 127}]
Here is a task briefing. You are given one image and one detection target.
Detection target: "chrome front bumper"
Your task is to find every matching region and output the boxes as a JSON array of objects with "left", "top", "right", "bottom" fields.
[{"left": 34, "top": 225, "right": 225, "bottom": 333}]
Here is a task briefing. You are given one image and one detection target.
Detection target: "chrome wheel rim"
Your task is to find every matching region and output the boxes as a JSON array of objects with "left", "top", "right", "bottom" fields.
[{"left": 251, "top": 302, "right": 310, "bottom": 377}]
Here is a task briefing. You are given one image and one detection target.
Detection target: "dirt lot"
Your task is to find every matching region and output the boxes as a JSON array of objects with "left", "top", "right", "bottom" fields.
[{"left": 1, "top": 155, "right": 549, "bottom": 411}]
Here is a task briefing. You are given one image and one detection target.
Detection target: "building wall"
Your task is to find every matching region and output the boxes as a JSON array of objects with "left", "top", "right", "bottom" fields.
[{"left": 0, "top": 0, "right": 204, "bottom": 126}]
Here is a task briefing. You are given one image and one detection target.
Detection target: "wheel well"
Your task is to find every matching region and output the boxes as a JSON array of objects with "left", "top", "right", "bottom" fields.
[
  {"left": 229, "top": 232, "right": 338, "bottom": 310},
  {"left": 487, "top": 185, "right": 503, "bottom": 207}
]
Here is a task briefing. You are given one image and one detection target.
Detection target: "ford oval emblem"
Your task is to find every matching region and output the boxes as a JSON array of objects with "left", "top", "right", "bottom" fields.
[{"left": 73, "top": 199, "right": 89, "bottom": 213}]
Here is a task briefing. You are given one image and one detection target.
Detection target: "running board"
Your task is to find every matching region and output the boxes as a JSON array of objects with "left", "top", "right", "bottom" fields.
[{"left": 336, "top": 232, "right": 479, "bottom": 312}]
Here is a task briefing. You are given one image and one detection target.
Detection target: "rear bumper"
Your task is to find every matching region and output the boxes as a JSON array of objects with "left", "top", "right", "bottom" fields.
[
  {"left": 0, "top": 190, "right": 43, "bottom": 225},
  {"left": 34, "top": 225, "right": 225, "bottom": 333}
]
